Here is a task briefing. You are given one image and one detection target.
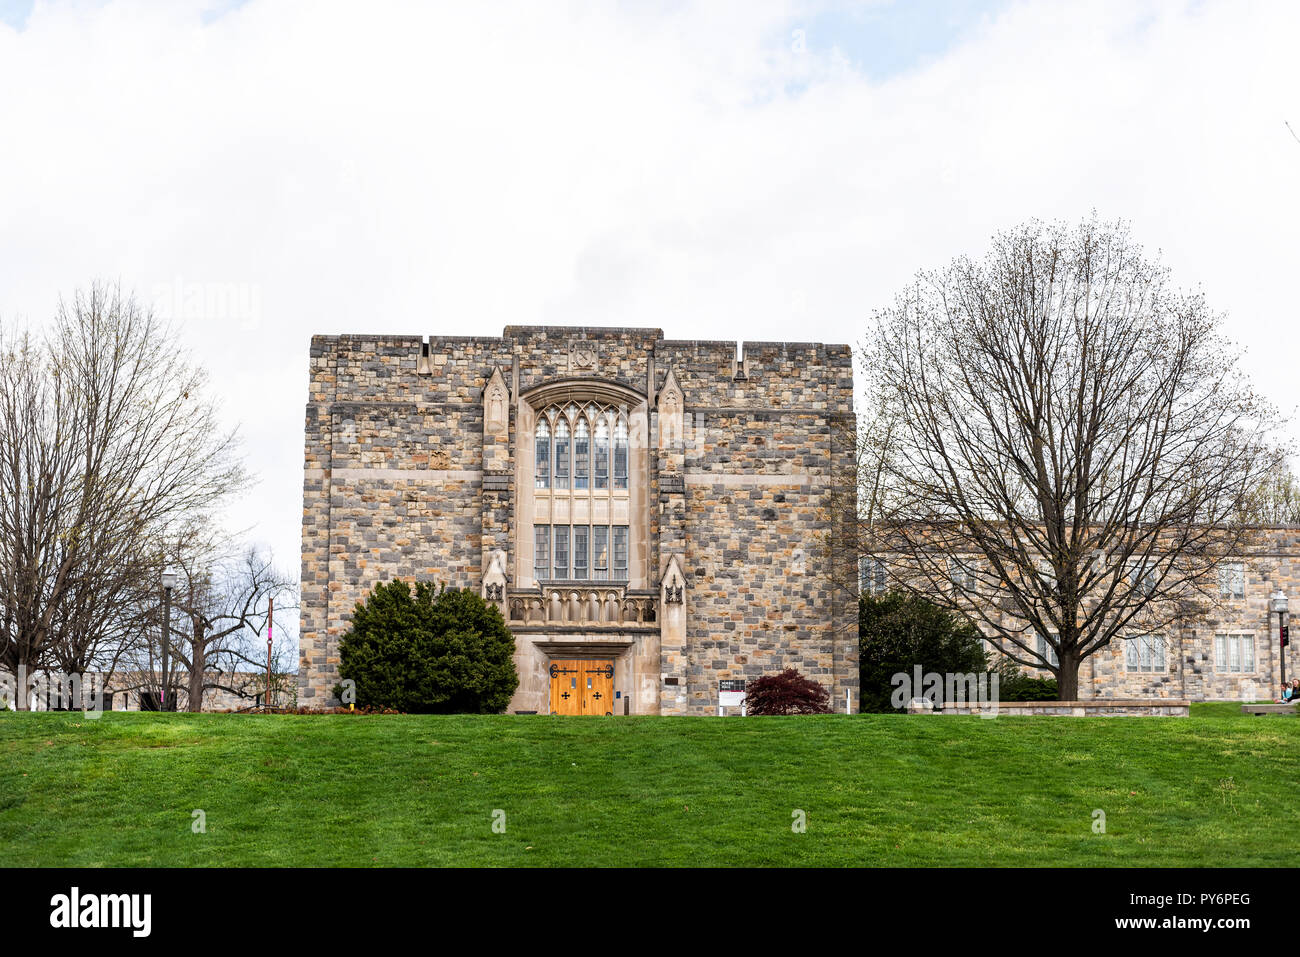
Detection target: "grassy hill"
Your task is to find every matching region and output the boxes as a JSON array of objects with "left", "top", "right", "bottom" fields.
[{"left": 1, "top": 709, "right": 1295, "bottom": 867}]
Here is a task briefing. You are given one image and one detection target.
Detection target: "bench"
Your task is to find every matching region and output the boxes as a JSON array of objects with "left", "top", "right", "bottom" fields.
[{"left": 1241, "top": 703, "right": 1298, "bottom": 716}]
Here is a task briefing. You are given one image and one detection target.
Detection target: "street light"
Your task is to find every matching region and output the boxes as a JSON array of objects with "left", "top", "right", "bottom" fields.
[
  {"left": 1270, "top": 589, "right": 1288, "bottom": 694},
  {"left": 161, "top": 569, "right": 176, "bottom": 711}
]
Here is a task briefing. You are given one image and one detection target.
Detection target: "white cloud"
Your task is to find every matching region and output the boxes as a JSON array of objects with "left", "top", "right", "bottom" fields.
[{"left": 1, "top": 0, "right": 1297, "bottom": 599}]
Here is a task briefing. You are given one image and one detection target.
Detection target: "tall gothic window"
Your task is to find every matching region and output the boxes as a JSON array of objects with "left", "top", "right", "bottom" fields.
[{"left": 530, "top": 400, "right": 634, "bottom": 582}]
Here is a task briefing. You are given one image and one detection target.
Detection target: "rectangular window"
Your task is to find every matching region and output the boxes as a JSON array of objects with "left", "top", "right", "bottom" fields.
[
  {"left": 1217, "top": 562, "right": 1245, "bottom": 599},
  {"left": 593, "top": 525, "right": 609, "bottom": 581},
  {"left": 1127, "top": 561, "right": 1156, "bottom": 597},
  {"left": 1145, "top": 636, "right": 1166, "bottom": 672},
  {"left": 573, "top": 525, "right": 589, "bottom": 579},
  {"left": 949, "top": 556, "right": 977, "bottom": 593},
  {"left": 1215, "top": 633, "right": 1255, "bottom": 673},
  {"left": 860, "top": 556, "right": 887, "bottom": 596},
  {"left": 553, "top": 525, "right": 570, "bottom": 580},
  {"left": 613, "top": 526, "right": 628, "bottom": 581},
  {"left": 1125, "top": 636, "right": 1140, "bottom": 671},
  {"left": 1035, "top": 632, "right": 1059, "bottom": 668},
  {"left": 1125, "top": 635, "right": 1166, "bottom": 673},
  {"left": 534, "top": 525, "right": 550, "bottom": 580}
]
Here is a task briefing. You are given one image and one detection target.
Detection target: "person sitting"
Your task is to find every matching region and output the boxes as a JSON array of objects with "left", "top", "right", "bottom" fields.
[{"left": 1277, "top": 679, "right": 1300, "bottom": 704}]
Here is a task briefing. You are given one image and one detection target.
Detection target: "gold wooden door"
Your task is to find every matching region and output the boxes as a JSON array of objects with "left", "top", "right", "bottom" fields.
[
  {"left": 581, "top": 660, "right": 614, "bottom": 715},
  {"left": 549, "top": 660, "right": 583, "bottom": 715},
  {"left": 549, "top": 660, "right": 615, "bottom": 715}
]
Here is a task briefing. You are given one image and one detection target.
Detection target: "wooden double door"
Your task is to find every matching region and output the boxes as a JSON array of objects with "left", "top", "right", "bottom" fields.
[{"left": 549, "top": 659, "right": 615, "bottom": 716}]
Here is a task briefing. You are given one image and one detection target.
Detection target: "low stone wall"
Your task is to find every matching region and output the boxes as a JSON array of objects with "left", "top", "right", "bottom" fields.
[{"left": 907, "top": 699, "right": 1190, "bottom": 717}]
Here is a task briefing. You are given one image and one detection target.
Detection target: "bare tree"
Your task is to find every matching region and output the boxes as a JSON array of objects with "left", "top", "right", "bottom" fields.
[
  {"left": 0, "top": 328, "right": 83, "bottom": 707},
  {"left": 1240, "top": 461, "right": 1300, "bottom": 526},
  {"left": 165, "top": 543, "right": 297, "bottom": 712},
  {"left": 858, "top": 217, "right": 1286, "bottom": 699},
  {"left": 0, "top": 284, "right": 248, "bottom": 707}
]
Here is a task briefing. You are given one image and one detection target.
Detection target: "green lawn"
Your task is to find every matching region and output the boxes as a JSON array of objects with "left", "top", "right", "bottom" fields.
[
  {"left": 1190, "top": 700, "right": 1296, "bottom": 719},
  {"left": 1, "top": 710, "right": 1296, "bottom": 867}
]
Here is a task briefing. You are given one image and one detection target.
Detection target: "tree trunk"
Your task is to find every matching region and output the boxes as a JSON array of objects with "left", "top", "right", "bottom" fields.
[
  {"left": 187, "top": 628, "right": 205, "bottom": 712},
  {"left": 10, "top": 661, "right": 34, "bottom": 710},
  {"left": 1057, "top": 648, "right": 1080, "bottom": 701}
]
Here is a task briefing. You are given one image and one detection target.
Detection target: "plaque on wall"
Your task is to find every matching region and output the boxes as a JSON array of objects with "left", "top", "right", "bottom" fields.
[{"left": 569, "top": 340, "right": 597, "bottom": 372}]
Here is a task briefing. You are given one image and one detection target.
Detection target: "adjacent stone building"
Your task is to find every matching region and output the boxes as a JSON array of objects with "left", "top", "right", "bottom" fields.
[
  {"left": 299, "top": 327, "right": 859, "bottom": 714},
  {"left": 1072, "top": 529, "right": 1300, "bottom": 701},
  {"left": 861, "top": 528, "right": 1300, "bottom": 701}
]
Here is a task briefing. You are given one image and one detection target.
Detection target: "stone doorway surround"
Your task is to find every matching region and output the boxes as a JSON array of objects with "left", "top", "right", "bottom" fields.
[{"left": 517, "top": 637, "right": 637, "bottom": 715}]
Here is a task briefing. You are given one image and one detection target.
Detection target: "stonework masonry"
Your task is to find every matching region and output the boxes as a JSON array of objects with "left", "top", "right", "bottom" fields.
[{"left": 299, "top": 327, "right": 859, "bottom": 714}]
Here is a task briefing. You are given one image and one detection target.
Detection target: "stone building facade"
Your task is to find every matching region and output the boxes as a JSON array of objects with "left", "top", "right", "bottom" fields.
[
  {"left": 299, "top": 327, "right": 859, "bottom": 714},
  {"left": 1069, "top": 529, "right": 1299, "bottom": 701},
  {"left": 862, "top": 528, "right": 1300, "bottom": 701}
]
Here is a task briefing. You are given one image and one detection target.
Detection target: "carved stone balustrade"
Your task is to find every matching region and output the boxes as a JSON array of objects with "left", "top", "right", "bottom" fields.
[{"left": 507, "top": 584, "right": 658, "bottom": 629}]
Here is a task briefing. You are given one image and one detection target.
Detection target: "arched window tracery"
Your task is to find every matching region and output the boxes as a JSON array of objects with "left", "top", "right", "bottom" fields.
[{"left": 531, "top": 400, "right": 633, "bottom": 582}]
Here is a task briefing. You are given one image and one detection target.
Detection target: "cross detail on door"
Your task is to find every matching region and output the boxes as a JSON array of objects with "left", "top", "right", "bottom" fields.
[
  {"left": 561, "top": 691, "right": 570, "bottom": 699},
  {"left": 592, "top": 691, "right": 602, "bottom": 699}
]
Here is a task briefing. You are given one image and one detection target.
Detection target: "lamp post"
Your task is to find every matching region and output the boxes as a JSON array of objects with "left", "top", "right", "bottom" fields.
[
  {"left": 161, "top": 569, "right": 176, "bottom": 710},
  {"left": 266, "top": 597, "right": 273, "bottom": 711},
  {"left": 1270, "top": 589, "right": 1288, "bottom": 695}
]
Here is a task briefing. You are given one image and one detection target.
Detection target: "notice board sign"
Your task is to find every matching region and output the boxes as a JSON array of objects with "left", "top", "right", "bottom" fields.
[{"left": 719, "top": 679, "right": 746, "bottom": 707}]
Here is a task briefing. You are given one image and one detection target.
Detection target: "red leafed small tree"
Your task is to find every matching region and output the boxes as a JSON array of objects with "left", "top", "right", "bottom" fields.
[{"left": 744, "top": 669, "right": 832, "bottom": 715}]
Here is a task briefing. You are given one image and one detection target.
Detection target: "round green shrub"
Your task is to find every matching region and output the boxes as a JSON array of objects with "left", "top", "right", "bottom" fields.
[{"left": 335, "top": 580, "right": 519, "bottom": 713}]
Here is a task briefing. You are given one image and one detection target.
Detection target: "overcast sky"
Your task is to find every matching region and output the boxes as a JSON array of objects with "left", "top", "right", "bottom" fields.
[{"left": 2, "top": 0, "right": 1298, "bottom": 622}]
